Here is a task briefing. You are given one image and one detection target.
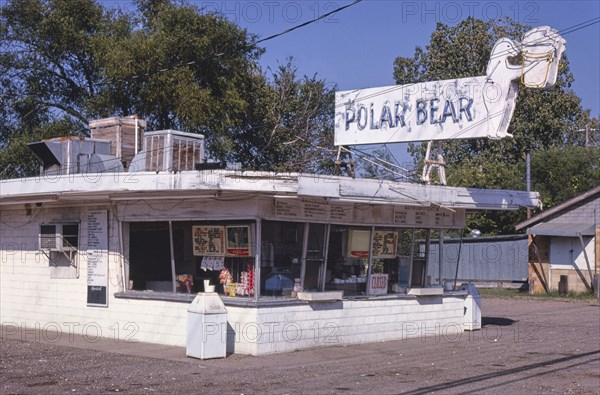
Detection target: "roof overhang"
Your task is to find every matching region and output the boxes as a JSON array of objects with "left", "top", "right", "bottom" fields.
[
  {"left": 0, "top": 170, "right": 540, "bottom": 210},
  {"left": 527, "top": 222, "right": 595, "bottom": 237}
]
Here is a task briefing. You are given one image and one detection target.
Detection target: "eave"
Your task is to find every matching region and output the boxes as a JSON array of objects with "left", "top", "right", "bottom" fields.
[{"left": 0, "top": 170, "right": 540, "bottom": 210}]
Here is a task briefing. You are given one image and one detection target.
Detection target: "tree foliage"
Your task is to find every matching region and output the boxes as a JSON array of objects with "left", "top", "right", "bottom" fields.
[
  {"left": 0, "top": 0, "right": 336, "bottom": 177},
  {"left": 1, "top": 0, "right": 109, "bottom": 128},
  {"left": 530, "top": 146, "right": 600, "bottom": 208},
  {"left": 393, "top": 17, "right": 599, "bottom": 234},
  {"left": 0, "top": 118, "right": 80, "bottom": 179},
  {"left": 236, "top": 61, "right": 336, "bottom": 173}
]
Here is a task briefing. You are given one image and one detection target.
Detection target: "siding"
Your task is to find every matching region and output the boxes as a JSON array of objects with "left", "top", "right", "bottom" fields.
[
  {"left": 427, "top": 236, "right": 528, "bottom": 283},
  {"left": 0, "top": 205, "right": 189, "bottom": 346}
]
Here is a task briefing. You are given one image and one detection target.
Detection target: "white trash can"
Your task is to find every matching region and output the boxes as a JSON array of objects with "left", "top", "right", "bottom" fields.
[
  {"left": 458, "top": 283, "right": 481, "bottom": 331},
  {"left": 186, "top": 292, "right": 227, "bottom": 359}
]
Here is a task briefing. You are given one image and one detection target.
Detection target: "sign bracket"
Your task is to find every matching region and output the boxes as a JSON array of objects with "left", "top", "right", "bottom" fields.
[{"left": 422, "top": 140, "right": 447, "bottom": 185}]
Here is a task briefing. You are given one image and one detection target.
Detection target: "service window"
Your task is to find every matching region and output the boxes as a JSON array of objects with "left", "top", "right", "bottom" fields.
[
  {"left": 325, "top": 226, "right": 369, "bottom": 296},
  {"left": 260, "top": 221, "right": 304, "bottom": 297},
  {"left": 127, "top": 221, "right": 256, "bottom": 296}
]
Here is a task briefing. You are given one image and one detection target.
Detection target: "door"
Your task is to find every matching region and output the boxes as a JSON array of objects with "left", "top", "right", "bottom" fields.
[{"left": 302, "top": 223, "right": 329, "bottom": 291}]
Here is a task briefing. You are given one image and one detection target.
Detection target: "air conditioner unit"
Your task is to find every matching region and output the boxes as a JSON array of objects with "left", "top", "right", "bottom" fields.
[
  {"left": 142, "top": 130, "right": 205, "bottom": 172},
  {"left": 39, "top": 224, "right": 79, "bottom": 252}
]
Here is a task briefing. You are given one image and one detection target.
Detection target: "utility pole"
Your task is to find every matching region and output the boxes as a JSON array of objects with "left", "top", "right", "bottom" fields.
[
  {"left": 526, "top": 150, "right": 531, "bottom": 219},
  {"left": 578, "top": 126, "right": 597, "bottom": 147},
  {"left": 586, "top": 124, "right": 589, "bottom": 148}
]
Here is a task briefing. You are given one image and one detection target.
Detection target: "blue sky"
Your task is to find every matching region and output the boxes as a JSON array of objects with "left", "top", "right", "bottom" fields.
[
  {"left": 229, "top": 0, "right": 600, "bottom": 164},
  {"left": 104, "top": 0, "right": 599, "bottom": 164},
  {"left": 229, "top": 0, "right": 599, "bottom": 116},
  {"left": 104, "top": 0, "right": 599, "bottom": 116}
]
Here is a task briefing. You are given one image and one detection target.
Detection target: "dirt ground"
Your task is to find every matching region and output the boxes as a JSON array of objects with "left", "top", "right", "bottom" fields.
[{"left": 1, "top": 296, "right": 599, "bottom": 394}]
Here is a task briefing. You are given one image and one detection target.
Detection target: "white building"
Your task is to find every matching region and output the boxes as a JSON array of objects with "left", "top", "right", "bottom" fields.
[{"left": 0, "top": 117, "right": 539, "bottom": 355}]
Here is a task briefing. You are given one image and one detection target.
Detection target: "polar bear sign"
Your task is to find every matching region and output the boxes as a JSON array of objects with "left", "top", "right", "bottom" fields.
[{"left": 334, "top": 26, "right": 566, "bottom": 146}]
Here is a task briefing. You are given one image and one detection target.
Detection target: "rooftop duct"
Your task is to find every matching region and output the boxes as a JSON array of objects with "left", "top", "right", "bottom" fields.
[{"left": 28, "top": 136, "right": 123, "bottom": 176}]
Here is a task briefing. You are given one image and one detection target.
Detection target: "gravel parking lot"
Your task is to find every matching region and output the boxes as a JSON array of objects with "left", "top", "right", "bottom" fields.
[{"left": 1, "top": 296, "right": 599, "bottom": 394}]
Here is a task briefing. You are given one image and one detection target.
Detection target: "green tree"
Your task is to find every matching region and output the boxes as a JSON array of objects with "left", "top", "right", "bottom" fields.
[
  {"left": 94, "top": 0, "right": 265, "bottom": 160},
  {"left": 1, "top": 0, "right": 112, "bottom": 128},
  {"left": 0, "top": 0, "right": 339, "bottom": 177},
  {"left": 530, "top": 146, "right": 600, "bottom": 209},
  {"left": 393, "top": 17, "right": 599, "bottom": 234},
  {"left": 450, "top": 146, "right": 600, "bottom": 235},
  {"left": 233, "top": 61, "right": 337, "bottom": 173},
  {"left": 0, "top": 118, "right": 80, "bottom": 179}
]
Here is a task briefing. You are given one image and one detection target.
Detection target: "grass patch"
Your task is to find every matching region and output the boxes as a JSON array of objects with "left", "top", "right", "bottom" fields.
[{"left": 478, "top": 287, "right": 599, "bottom": 301}]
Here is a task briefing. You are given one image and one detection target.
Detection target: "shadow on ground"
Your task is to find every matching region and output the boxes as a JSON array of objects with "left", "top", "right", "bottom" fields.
[{"left": 482, "top": 316, "right": 516, "bottom": 327}]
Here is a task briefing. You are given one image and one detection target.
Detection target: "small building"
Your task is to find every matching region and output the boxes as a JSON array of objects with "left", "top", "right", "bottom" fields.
[
  {"left": 515, "top": 186, "right": 599, "bottom": 294},
  {"left": 0, "top": 117, "right": 540, "bottom": 355}
]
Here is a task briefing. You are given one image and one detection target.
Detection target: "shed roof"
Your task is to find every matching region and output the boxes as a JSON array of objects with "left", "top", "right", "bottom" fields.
[
  {"left": 526, "top": 222, "right": 595, "bottom": 237},
  {"left": 515, "top": 186, "right": 600, "bottom": 231}
]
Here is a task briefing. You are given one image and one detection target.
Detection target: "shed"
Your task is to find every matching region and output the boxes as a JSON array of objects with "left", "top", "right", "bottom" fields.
[{"left": 515, "top": 186, "right": 600, "bottom": 294}]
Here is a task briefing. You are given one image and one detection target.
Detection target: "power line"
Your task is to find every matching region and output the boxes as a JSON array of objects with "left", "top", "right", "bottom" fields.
[
  {"left": 254, "top": 0, "right": 362, "bottom": 45},
  {"left": 98, "top": 0, "right": 363, "bottom": 86},
  {"left": 334, "top": 16, "right": 600, "bottom": 111},
  {"left": 334, "top": 16, "right": 600, "bottom": 165},
  {"left": 4, "top": 9, "right": 598, "bottom": 178}
]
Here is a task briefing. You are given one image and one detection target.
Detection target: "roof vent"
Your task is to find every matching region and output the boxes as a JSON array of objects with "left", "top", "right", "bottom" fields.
[
  {"left": 28, "top": 137, "right": 123, "bottom": 176},
  {"left": 89, "top": 116, "right": 146, "bottom": 170},
  {"left": 130, "top": 129, "right": 205, "bottom": 172}
]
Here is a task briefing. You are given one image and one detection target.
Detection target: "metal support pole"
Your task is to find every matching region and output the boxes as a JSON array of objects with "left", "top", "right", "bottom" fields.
[
  {"left": 134, "top": 116, "right": 139, "bottom": 155},
  {"left": 115, "top": 205, "right": 126, "bottom": 292},
  {"left": 424, "top": 229, "right": 431, "bottom": 285},
  {"left": 168, "top": 221, "right": 176, "bottom": 293},
  {"left": 254, "top": 219, "right": 261, "bottom": 301},
  {"left": 585, "top": 125, "right": 590, "bottom": 148},
  {"left": 321, "top": 224, "right": 331, "bottom": 292},
  {"left": 453, "top": 231, "right": 464, "bottom": 291},
  {"left": 366, "top": 226, "right": 375, "bottom": 294},
  {"left": 300, "top": 223, "right": 310, "bottom": 290},
  {"left": 438, "top": 228, "right": 444, "bottom": 285},
  {"left": 578, "top": 233, "right": 594, "bottom": 291}
]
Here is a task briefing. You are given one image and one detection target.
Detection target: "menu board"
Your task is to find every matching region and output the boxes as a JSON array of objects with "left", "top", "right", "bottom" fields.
[
  {"left": 274, "top": 199, "right": 301, "bottom": 219},
  {"left": 272, "top": 199, "right": 464, "bottom": 228},
  {"left": 192, "top": 226, "right": 225, "bottom": 256},
  {"left": 274, "top": 198, "right": 353, "bottom": 223},
  {"left": 372, "top": 230, "right": 398, "bottom": 259},
  {"left": 368, "top": 273, "right": 389, "bottom": 295},
  {"left": 393, "top": 206, "right": 464, "bottom": 227},
  {"left": 87, "top": 210, "right": 108, "bottom": 307}
]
